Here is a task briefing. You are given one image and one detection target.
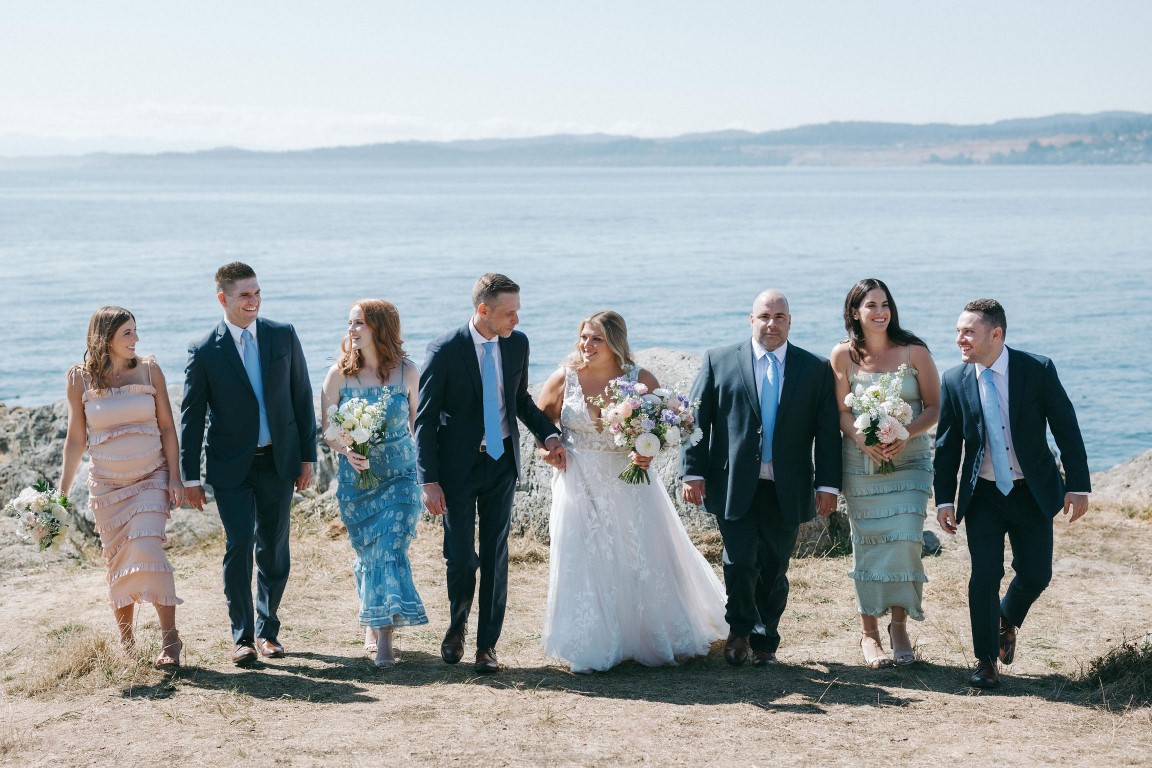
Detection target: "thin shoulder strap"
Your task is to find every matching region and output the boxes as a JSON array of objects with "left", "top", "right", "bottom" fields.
[
  {"left": 145, "top": 358, "right": 154, "bottom": 386},
  {"left": 905, "top": 345, "right": 912, "bottom": 365}
]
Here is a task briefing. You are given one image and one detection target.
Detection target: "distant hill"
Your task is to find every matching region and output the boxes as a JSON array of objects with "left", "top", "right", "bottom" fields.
[{"left": 4, "top": 112, "right": 1150, "bottom": 169}]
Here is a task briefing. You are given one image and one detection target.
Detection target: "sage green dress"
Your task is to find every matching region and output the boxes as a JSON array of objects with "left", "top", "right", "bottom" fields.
[{"left": 842, "top": 366, "right": 931, "bottom": 620}]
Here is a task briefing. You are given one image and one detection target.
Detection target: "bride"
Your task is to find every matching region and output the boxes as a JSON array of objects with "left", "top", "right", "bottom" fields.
[{"left": 536, "top": 311, "right": 727, "bottom": 673}]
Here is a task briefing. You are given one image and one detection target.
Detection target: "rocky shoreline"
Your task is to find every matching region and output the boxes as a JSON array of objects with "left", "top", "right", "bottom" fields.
[{"left": 2, "top": 347, "right": 1148, "bottom": 573}]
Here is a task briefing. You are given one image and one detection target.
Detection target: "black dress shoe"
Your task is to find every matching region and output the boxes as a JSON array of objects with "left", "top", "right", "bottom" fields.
[
  {"left": 475, "top": 648, "right": 501, "bottom": 673},
  {"left": 968, "top": 658, "right": 999, "bottom": 689},
  {"left": 724, "top": 634, "right": 750, "bottom": 666},
  {"left": 441, "top": 628, "right": 466, "bottom": 665},
  {"left": 999, "top": 620, "right": 1018, "bottom": 665},
  {"left": 752, "top": 650, "right": 778, "bottom": 667}
]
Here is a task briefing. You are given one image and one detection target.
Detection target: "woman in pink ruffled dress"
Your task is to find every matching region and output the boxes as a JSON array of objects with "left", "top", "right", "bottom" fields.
[{"left": 60, "top": 306, "right": 185, "bottom": 669}]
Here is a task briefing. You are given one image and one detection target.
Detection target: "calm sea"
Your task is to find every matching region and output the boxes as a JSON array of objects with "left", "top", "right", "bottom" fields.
[{"left": 0, "top": 164, "right": 1148, "bottom": 471}]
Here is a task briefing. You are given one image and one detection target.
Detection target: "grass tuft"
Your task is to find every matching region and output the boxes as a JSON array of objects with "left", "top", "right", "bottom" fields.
[{"left": 1080, "top": 634, "right": 1152, "bottom": 708}]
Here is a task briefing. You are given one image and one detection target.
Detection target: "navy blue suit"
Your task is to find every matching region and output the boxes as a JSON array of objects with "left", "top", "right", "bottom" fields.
[
  {"left": 415, "top": 325, "right": 556, "bottom": 650},
  {"left": 181, "top": 318, "right": 316, "bottom": 644},
  {"left": 682, "top": 340, "right": 841, "bottom": 651},
  {"left": 934, "top": 347, "right": 1089, "bottom": 660}
]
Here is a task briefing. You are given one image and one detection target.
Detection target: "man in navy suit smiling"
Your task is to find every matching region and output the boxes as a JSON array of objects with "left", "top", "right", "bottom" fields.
[
  {"left": 934, "top": 298, "right": 1089, "bottom": 689},
  {"left": 181, "top": 262, "right": 316, "bottom": 667}
]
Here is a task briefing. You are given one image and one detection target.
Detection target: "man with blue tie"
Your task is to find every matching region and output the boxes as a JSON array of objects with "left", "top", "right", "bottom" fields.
[
  {"left": 682, "top": 290, "right": 841, "bottom": 667},
  {"left": 935, "top": 299, "right": 1090, "bottom": 689},
  {"left": 181, "top": 262, "right": 316, "bottom": 666},
  {"left": 416, "top": 273, "right": 565, "bottom": 673}
]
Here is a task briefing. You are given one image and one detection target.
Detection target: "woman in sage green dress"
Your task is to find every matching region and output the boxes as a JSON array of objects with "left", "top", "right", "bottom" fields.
[{"left": 830, "top": 279, "right": 939, "bottom": 669}]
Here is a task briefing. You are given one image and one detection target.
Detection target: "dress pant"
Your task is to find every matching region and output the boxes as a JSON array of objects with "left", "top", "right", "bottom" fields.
[
  {"left": 213, "top": 450, "right": 295, "bottom": 645},
  {"left": 715, "top": 479, "right": 799, "bottom": 653},
  {"left": 441, "top": 437, "right": 517, "bottom": 651},
  {"left": 964, "top": 477, "right": 1054, "bottom": 661}
]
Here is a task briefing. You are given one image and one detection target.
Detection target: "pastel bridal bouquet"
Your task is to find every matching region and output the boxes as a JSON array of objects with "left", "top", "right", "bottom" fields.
[
  {"left": 324, "top": 395, "right": 393, "bottom": 490},
  {"left": 5, "top": 479, "right": 70, "bottom": 551},
  {"left": 592, "top": 373, "right": 703, "bottom": 484},
  {"left": 844, "top": 363, "right": 914, "bottom": 475}
]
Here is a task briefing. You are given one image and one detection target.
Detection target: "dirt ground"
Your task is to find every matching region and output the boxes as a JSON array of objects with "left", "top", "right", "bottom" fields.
[{"left": 1, "top": 499, "right": 1150, "bottom": 768}]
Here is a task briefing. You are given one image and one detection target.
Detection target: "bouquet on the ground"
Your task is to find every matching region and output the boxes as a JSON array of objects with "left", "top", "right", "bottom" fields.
[
  {"left": 5, "top": 479, "right": 70, "bottom": 551},
  {"left": 591, "top": 374, "right": 703, "bottom": 484},
  {"left": 844, "top": 363, "right": 914, "bottom": 475},
  {"left": 325, "top": 395, "right": 393, "bottom": 490}
]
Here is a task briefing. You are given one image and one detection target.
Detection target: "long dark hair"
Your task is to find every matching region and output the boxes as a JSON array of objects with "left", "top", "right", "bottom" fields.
[
  {"left": 78, "top": 305, "right": 138, "bottom": 389},
  {"left": 843, "top": 278, "right": 927, "bottom": 364}
]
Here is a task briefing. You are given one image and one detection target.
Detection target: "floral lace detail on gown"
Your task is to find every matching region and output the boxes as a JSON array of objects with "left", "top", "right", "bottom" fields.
[
  {"left": 543, "top": 367, "right": 727, "bottom": 673},
  {"left": 842, "top": 368, "right": 932, "bottom": 620},
  {"left": 335, "top": 385, "right": 428, "bottom": 628},
  {"left": 83, "top": 384, "right": 181, "bottom": 609}
]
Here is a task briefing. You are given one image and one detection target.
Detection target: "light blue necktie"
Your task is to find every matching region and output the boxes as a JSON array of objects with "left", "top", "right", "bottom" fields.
[
  {"left": 241, "top": 329, "right": 271, "bottom": 447},
  {"left": 482, "top": 341, "right": 504, "bottom": 460},
  {"left": 760, "top": 352, "right": 779, "bottom": 462},
  {"left": 980, "top": 368, "right": 1014, "bottom": 496}
]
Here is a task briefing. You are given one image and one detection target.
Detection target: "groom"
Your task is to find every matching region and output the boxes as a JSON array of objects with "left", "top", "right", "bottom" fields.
[
  {"left": 934, "top": 298, "right": 1089, "bottom": 689},
  {"left": 416, "top": 273, "right": 565, "bottom": 673},
  {"left": 682, "top": 289, "right": 841, "bottom": 666},
  {"left": 181, "top": 262, "right": 316, "bottom": 666}
]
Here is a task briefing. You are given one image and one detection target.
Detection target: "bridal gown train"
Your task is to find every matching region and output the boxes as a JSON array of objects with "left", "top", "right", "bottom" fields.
[{"left": 542, "top": 367, "right": 727, "bottom": 673}]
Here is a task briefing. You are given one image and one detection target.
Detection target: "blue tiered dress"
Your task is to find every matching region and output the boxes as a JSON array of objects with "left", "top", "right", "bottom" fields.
[
  {"left": 336, "top": 382, "right": 428, "bottom": 629},
  {"left": 841, "top": 367, "right": 932, "bottom": 620}
]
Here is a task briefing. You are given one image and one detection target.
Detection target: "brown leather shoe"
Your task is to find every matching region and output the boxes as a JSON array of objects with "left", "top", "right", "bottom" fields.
[
  {"left": 999, "top": 620, "right": 1018, "bottom": 665},
  {"left": 475, "top": 648, "right": 501, "bottom": 674},
  {"left": 440, "top": 628, "right": 466, "bottom": 665},
  {"left": 724, "top": 634, "right": 750, "bottom": 666},
  {"left": 232, "top": 643, "right": 258, "bottom": 667},
  {"left": 968, "top": 658, "right": 999, "bottom": 689},
  {"left": 752, "top": 649, "right": 778, "bottom": 667},
  {"left": 257, "top": 637, "right": 285, "bottom": 658}
]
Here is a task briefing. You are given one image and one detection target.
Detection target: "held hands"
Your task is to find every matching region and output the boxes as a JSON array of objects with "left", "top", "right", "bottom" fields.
[
  {"left": 681, "top": 479, "right": 705, "bottom": 506},
  {"left": 422, "top": 482, "right": 447, "bottom": 516},
  {"left": 167, "top": 479, "right": 186, "bottom": 510},
  {"left": 814, "top": 491, "right": 837, "bottom": 518},
  {"left": 295, "top": 462, "right": 315, "bottom": 493},
  {"left": 186, "top": 485, "right": 206, "bottom": 511},
  {"left": 937, "top": 507, "right": 958, "bottom": 536},
  {"left": 540, "top": 437, "right": 567, "bottom": 471},
  {"left": 1063, "top": 493, "right": 1089, "bottom": 523}
]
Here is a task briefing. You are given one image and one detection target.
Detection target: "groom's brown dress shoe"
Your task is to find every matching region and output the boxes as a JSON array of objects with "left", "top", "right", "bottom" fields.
[
  {"left": 999, "top": 620, "right": 1018, "bottom": 665},
  {"left": 968, "top": 658, "right": 999, "bottom": 689},
  {"left": 475, "top": 648, "right": 501, "bottom": 674},
  {"left": 232, "top": 643, "right": 258, "bottom": 667},
  {"left": 257, "top": 638, "right": 285, "bottom": 658},
  {"left": 441, "top": 628, "right": 465, "bottom": 665},
  {"left": 724, "top": 634, "right": 750, "bottom": 666},
  {"left": 752, "top": 650, "right": 778, "bottom": 667}
]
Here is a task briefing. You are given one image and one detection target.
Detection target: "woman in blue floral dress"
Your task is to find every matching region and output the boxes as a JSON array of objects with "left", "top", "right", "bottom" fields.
[{"left": 321, "top": 299, "right": 427, "bottom": 667}]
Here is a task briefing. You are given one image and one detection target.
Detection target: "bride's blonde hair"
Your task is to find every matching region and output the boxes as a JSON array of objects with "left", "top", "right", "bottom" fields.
[{"left": 564, "top": 311, "right": 634, "bottom": 370}]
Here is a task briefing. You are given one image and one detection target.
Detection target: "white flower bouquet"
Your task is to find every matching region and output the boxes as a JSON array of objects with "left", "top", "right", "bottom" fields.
[
  {"left": 591, "top": 374, "right": 703, "bottom": 484},
  {"left": 324, "top": 395, "right": 393, "bottom": 490},
  {"left": 844, "top": 363, "right": 914, "bottom": 475},
  {"left": 5, "top": 480, "right": 70, "bottom": 551}
]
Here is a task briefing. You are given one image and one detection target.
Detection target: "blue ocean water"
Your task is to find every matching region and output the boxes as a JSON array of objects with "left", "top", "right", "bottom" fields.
[{"left": 0, "top": 164, "right": 1148, "bottom": 471}]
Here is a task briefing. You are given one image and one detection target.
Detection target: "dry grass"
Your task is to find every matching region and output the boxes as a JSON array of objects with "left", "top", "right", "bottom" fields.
[{"left": 1, "top": 501, "right": 1150, "bottom": 767}]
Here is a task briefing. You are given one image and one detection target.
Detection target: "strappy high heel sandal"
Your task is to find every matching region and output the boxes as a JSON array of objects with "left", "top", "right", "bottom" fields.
[
  {"left": 888, "top": 620, "right": 915, "bottom": 666},
  {"left": 860, "top": 629, "right": 894, "bottom": 669},
  {"left": 364, "top": 626, "right": 377, "bottom": 655},
  {"left": 155, "top": 629, "right": 183, "bottom": 670}
]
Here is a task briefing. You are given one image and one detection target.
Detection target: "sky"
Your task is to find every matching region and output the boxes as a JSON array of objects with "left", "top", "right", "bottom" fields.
[{"left": 2, "top": 1, "right": 1150, "bottom": 155}]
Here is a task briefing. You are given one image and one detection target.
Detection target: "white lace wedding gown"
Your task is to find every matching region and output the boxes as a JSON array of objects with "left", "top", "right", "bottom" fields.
[{"left": 542, "top": 367, "right": 728, "bottom": 673}]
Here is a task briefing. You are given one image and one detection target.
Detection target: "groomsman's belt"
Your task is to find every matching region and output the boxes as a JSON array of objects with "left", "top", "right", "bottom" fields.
[
  {"left": 978, "top": 477, "right": 1027, "bottom": 489},
  {"left": 253, "top": 444, "right": 273, "bottom": 456},
  {"left": 479, "top": 436, "right": 511, "bottom": 453}
]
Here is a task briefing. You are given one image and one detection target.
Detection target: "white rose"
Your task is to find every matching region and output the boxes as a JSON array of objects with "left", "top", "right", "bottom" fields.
[
  {"left": 853, "top": 413, "right": 872, "bottom": 432},
  {"left": 652, "top": 388, "right": 671, "bottom": 399},
  {"left": 324, "top": 423, "right": 343, "bottom": 441},
  {"left": 350, "top": 427, "right": 372, "bottom": 444},
  {"left": 633, "top": 432, "right": 662, "bottom": 457},
  {"left": 689, "top": 428, "right": 704, "bottom": 446},
  {"left": 664, "top": 426, "right": 682, "bottom": 447}
]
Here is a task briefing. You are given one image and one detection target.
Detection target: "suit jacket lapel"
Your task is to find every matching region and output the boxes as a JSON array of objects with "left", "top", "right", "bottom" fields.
[
  {"left": 737, "top": 341, "right": 759, "bottom": 414},
  {"left": 778, "top": 344, "right": 799, "bottom": 411},
  {"left": 458, "top": 325, "right": 483, "bottom": 399},
  {"left": 257, "top": 318, "right": 272, "bottom": 391},
  {"left": 214, "top": 321, "right": 253, "bottom": 395},
  {"left": 962, "top": 364, "right": 982, "bottom": 442},
  {"left": 499, "top": 335, "right": 518, "bottom": 421},
  {"left": 1006, "top": 347, "right": 1023, "bottom": 433}
]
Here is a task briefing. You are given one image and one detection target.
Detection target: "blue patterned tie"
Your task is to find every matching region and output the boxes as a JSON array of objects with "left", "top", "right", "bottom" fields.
[
  {"left": 241, "top": 329, "right": 271, "bottom": 446},
  {"left": 980, "top": 368, "right": 1014, "bottom": 496},
  {"left": 760, "top": 352, "right": 779, "bottom": 462},
  {"left": 482, "top": 341, "right": 504, "bottom": 460}
]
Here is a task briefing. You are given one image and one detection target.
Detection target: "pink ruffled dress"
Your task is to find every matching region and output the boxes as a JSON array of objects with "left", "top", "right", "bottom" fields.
[{"left": 83, "top": 379, "right": 181, "bottom": 609}]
